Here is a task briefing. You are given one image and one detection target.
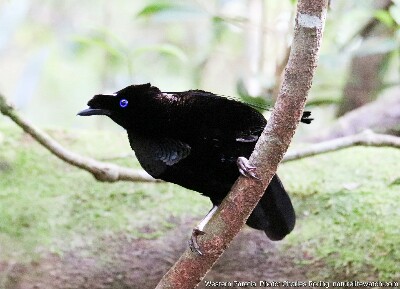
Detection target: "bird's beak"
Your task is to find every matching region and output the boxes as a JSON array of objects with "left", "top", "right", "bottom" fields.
[{"left": 77, "top": 108, "right": 112, "bottom": 116}]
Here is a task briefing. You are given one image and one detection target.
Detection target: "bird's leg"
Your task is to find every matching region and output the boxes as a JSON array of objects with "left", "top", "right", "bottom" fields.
[
  {"left": 189, "top": 205, "right": 218, "bottom": 255},
  {"left": 237, "top": 156, "right": 261, "bottom": 180}
]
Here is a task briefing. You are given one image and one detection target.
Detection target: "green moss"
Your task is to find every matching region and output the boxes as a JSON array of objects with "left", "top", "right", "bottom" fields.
[
  {"left": 280, "top": 147, "right": 400, "bottom": 280},
  {"left": 1, "top": 121, "right": 399, "bottom": 280},
  {"left": 0, "top": 122, "right": 209, "bottom": 260}
]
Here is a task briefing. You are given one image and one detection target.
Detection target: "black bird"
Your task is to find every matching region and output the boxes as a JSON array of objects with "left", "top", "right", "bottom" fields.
[{"left": 78, "top": 83, "right": 312, "bottom": 254}]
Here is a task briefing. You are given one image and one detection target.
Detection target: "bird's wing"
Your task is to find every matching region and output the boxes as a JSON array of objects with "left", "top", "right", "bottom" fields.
[
  {"left": 162, "top": 90, "right": 267, "bottom": 145},
  {"left": 127, "top": 132, "right": 191, "bottom": 177}
]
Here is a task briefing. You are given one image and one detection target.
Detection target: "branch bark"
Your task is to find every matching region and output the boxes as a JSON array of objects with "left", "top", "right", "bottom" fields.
[
  {"left": 0, "top": 94, "right": 156, "bottom": 183},
  {"left": 284, "top": 130, "right": 400, "bottom": 162},
  {"left": 2, "top": 92, "right": 399, "bottom": 186},
  {"left": 155, "top": 1, "right": 329, "bottom": 288}
]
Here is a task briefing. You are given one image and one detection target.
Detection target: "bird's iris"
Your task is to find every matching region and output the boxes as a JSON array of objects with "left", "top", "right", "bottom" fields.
[{"left": 120, "top": 99, "right": 128, "bottom": 108}]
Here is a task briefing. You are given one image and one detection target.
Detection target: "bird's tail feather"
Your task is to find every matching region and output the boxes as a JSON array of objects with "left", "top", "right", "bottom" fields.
[{"left": 246, "top": 174, "right": 295, "bottom": 240}]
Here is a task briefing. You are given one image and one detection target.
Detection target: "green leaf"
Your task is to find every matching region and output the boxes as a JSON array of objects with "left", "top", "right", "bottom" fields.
[
  {"left": 72, "top": 36, "right": 125, "bottom": 62},
  {"left": 375, "top": 10, "right": 395, "bottom": 28},
  {"left": 212, "top": 16, "right": 224, "bottom": 24},
  {"left": 133, "top": 44, "right": 188, "bottom": 62},
  {"left": 136, "top": 2, "right": 205, "bottom": 21},
  {"left": 305, "top": 98, "right": 340, "bottom": 107},
  {"left": 389, "top": 178, "right": 400, "bottom": 186},
  {"left": 137, "top": 3, "right": 177, "bottom": 17},
  {"left": 236, "top": 79, "right": 272, "bottom": 112}
]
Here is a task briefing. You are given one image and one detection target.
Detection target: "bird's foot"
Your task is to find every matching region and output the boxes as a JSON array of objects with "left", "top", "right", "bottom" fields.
[
  {"left": 237, "top": 157, "right": 261, "bottom": 180},
  {"left": 188, "top": 227, "right": 206, "bottom": 256}
]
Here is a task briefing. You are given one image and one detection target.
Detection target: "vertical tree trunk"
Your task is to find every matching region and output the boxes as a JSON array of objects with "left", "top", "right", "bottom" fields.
[
  {"left": 337, "top": 53, "right": 389, "bottom": 117},
  {"left": 337, "top": 0, "right": 393, "bottom": 116},
  {"left": 155, "top": 1, "right": 329, "bottom": 288}
]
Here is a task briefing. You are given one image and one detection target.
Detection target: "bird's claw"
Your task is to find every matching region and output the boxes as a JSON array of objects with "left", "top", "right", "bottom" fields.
[
  {"left": 237, "top": 157, "right": 261, "bottom": 180},
  {"left": 189, "top": 228, "right": 205, "bottom": 256}
]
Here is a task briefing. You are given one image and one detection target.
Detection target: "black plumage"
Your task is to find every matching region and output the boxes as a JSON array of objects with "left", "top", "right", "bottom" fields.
[{"left": 78, "top": 83, "right": 311, "bottom": 252}]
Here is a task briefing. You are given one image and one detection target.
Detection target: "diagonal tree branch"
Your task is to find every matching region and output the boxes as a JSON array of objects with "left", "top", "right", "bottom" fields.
[
  {"left": 284, "top": 130, "right": 400, "bottom": 162},
  {"left": 0, "top": 94, "right": 156, "bottom": 183},
  {"left": 2, "top": 93, "right": 399, "bottom": 186},
  {"left": 155, "top": 1, "right": 329, "bottom": 288}
]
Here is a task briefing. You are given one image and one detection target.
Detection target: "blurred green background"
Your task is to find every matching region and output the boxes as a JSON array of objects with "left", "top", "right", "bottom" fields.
[
  {"left": 1, "top": 0, "right": 400, "bottom": 287},
  {"left": 1, "top": 0, "right": 397, "bottom": 130}
]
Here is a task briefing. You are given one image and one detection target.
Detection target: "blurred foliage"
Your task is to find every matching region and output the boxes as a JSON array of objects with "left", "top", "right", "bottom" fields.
[
  {"left": 136, "top": 2, "right": 203, "bottom": 18},
  {"left": 0, "top": 122, "right": 210, "bottom": 260},
  {"left": 1, "top": 123, "right": 399, "bottom": 279},
  {"left": 284, "top": 146, "right": 400, "bottom": 279},
  {"left": 236, "top": 78, "right": 272, "bottom": 112},
  {"left": 72, "top": 30, "right": 129, "bottom": 68},
  {"left": 1, "top": 0, "right": 400, "bottom": 281},
  {"left": 380, "top": 0, "right": 400, "bottom": 28},
  {"left": 0, "top": 0, "right": 398, "bottom": 129}
]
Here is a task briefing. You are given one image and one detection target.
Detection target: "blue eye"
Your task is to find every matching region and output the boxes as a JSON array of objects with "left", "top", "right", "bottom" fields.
[{"left": 119, "top": 99, "right": 128, "bottom": 108}]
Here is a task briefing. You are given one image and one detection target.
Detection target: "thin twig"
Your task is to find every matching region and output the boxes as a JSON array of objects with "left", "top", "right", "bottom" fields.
[
  {"left": 0, "top": 94, "right": 156, "bottom": 183},
  {"left": 284, "top": 130, "right": 400, "bottom": 162},
  {"left": 2, "top": 94, "right": 399, "bottom": 184},
  {"left": 100, "top": 131, "right": 400, "bottom": 163}
]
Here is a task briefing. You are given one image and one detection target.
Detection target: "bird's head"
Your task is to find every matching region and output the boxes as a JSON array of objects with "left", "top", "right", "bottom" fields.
[{"left": 77, "top": 83, "right": 161, "bottom": 129}]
